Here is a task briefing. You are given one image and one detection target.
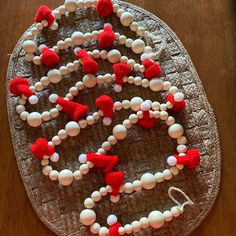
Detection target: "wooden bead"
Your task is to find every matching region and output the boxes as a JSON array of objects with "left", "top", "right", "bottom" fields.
[
  {"left": 120, "top": 12, "right": 133, "bottom": 26},
  {"left": 47, "top": 69, "right": 62, "bottom": 83},
  {"left": 80, "top": 209, "right": 96, "bottom": 226},
  {"left": 107, "top": 49, "right": 121, "bottom": 63},
  {"left": 49, "top": 170, "right": 59, "bottom": 181},
  {"left": 113, "top": 125, "right": 127, "bottom": 140},
  {"left": 148, "top": 211, "right": 165, "bottom": 229},
  {"left": 168, "top": 123, "right": 184, "bottom": 139},
  {"left": 64, "top": 0, "right": 78, "bottom": 12},
  {"left": 27, "top": 112, "right": 42, "bottom": 127},
  {"left": 71, "top": 31, "right": 84, "bottom": 45},
  {"left": 130, "top": 97, "right": 143, "bottom": 111},
  {"left": 133, "top": 180, "right": 142, "bottom": 191},
  {"left": 132, "top": 39, "right": 145, "bottom": 54},
  {"left": 163, "top": 210, "right": 173, "bottom": 222},
  {"left": 139, "top": 217, "right": 150, "bottom": 229},
  {"left": 58, "top": 169, "right": 73, "bottom": 186},
  {"left": 83, "top": 74, "right": 96, "bottom": 88},
  {"left": 84, "top": 198, "right": 95, "bottom": 208},
  {"left": 140, "top": 173, "right": 156, "bottom": 190},
  {"left": 149, "top": 79, "right": 163, "bottom": 91},
  {"left": 65, "top": 121, "right": 80, "bottom": 136},
  {"left": 90, "top": 223, "right": 100, "bottom": 234},
  {"left": 23, "top": 40, "right": 37, "bottom": 53},
  {"left": 131, "top": 221, "right": 141, "bottom": 233}
]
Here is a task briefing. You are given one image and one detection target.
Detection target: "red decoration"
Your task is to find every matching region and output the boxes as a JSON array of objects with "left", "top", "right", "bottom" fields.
[
  {"left": 30, "top": 138, "right": 55, "bottom": 160},
  {"left": 96, "top": 95, "right": 114, "bottom": 118},
  {"left": 138, "top": 110, "right": 156, "bottom": 128},
  {"left": 165, "top": 94, "right": 186, "bottom": 112},
  {"left": 41, "top": 47, "right": 60, "bottom": 67},
  {"left": 9, "top": 77, "right": 33, "bottom": 98},
  {"left": 104, "top": 170, "right": 124, "bottom": 196},
  {"left": 96, "top": 0, "right": 113, "bottom": 17},
  {"left": 109, "top": 222, "right": 123, "bottom": 236},
  {"left": 76, "top": 49, "right": 98, "bottom": 74},
  {"left": 113, "top": 63, "right": 131, "bottom": 85},
  {"left": 34, "top": 5, "right": 55, "bottom": 27},
  {"left": 175, "top": 149, "right": 200, "bottom": 169},
  {"left": 98, "top": 25, "right": 116, "bottom": 48},
  {"left": 142, "top": 59, "right": 162, "bottom": 79},
  {"left": 87, "top": 153, "right": 118, "bottom": 173},
  {"left": 55, "top": 97, "right": 88, "bottom": 121}
]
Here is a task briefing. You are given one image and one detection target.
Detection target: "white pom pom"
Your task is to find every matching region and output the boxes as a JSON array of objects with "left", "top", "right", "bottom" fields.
[
  {"left": 103, "top": 117, "right": 112, "bottom": 126},
  {"left": 107, "top": 215, "right": 118, "bottom": 226},
  {"left": 113, "top": 84, "right": 122, "bottom": 93},
  {"left": 167, "top": 156, "right": 177, "bottom": 166},
  {"left": 79, "top": 154, "right": 87, "bottom": 163},
  {"left": 174, "top": 92, "right": 184, "bottom": 102},
  {"left": 39, "top": 44, "right": 47, "bottom": 53},
  {"left": 50, "top": 21, "right": 58, "bottom": 30},
  {"left": 50, "top": 152, "right": 60, "bottom": 162},
  {"left": 141, "top": 53, "right": 149, "bottom": 61},
  {"left": 110, "top": 195, "right": 120, "bottom": 203},
  {"left": 49, "top": 94, "right": 58, "bottom": 103},
  {"left": 140, "top": 101, "right": 151, "bottom": 111},
  {"left": 28, "top": 95, "right": 38, "bottom": 105},
  {"left": 74, "top": 47, "right": 81, "bottom": 55}
]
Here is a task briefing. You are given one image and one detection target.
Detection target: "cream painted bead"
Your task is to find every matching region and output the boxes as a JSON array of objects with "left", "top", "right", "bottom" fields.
[
  {"left": 129, "top": 114, "right": 138, "bottom": 124},
  {"left": 99, "top": 187, "right": 108, "bottom": 196},
  {"left": 84, "top": 198, "right": 95, "bottom": 208},
  {"left": 79, "top": 119, "right": 87, "bottom": 129},
  {"left": 102, "top": 141, "right": 111, "bottom": 151},
  {"left": 130, "top": 21, "right": 138, "bottom": 31},
  {"left": 120, "top": 12, "right": 133, "bottom": 26},
  {"left": 171, "top": 206, "right": 182, "bottom": 217},
  {"left": 119, "top": 35, "right": 126, "bottom": 44},
  {"left": 49, "top": 170, "right": 59, "bottom": 181},
  {"left": 84, "top": 32, "right": 93, "bottom": 41},
  {"left": 137, "top": 111, "right": 143, "bottom": 119},
  {"left": 42, "top": 165, "right": 52, "bottom": 176},
  {"left": 92, "top": 49, "right": 100, "bottom": 59},
  {"left": 25, "top": 32, "right": 33, "bottom": 40},
  {"left": 113, "top": 125, "right": 127, "bottom": 140},
  {"left": 93, "top": 112, "right": 100, "bottom": 120},
  {"left": 33, "top": 56, "right": 41, "bottom": 65},
  {"left": 139, "top": 217, "right": 150, "bottom": 229},
  {"left": 124, "top": 182, "right": 134, "bottom": 194},
  {"left": 127, "top": 59, "right": 135, "bottom": 67},
  {"left": 65, "top": 37, "right": 73, "bottom": 47},
  {"left": 166, "top": 116, "right": 175, "bottom": 126},
  {"left": 86, "top": 115, "right": 95, "bottom": 125},
  {"left": 131, "top": 221, "right": 141, "bottom": 233},
  {"left": 74, "top": 170, "right": 82, "bottom": 180},
  {"left": 47, "top": 69, "right": 62, "bottom": 83},
  {"left": 42, "top": 111, "right": 51, "bottom": 121},
  {"left": 118, "top": 227, "right": 125, "bottom": 235},
  {"left": 141, "top": 78, "right": 149, "bottom": 88},
  {"left": 67, "top": 63, "right": 75, "bottom": 72},
  {"left": 124, "top": 224, "right": 133, "bottom": 234},
  {"left": 163, "top": 169, "right": 173, "bottom": 180},
  {"left": 107, "top": 215, "right": 117, "bottom": 226},
  {"left": 80, "top": 209, "right": 96, "bottom": 226},
  {"left": 104, "top": 73, "right": 112, "bottom": 83},
  {"left": 58, "top": 169, "right": 74, "bottom": 185},
  {"left": 65, "top": 121, "right": 80, "bottom": 136},
  {"left": 134, "top": 76, "right": 142, "bottom": 85},
  {"left": 137, "top": 26, "right": 145, "bottom": 36},
  {"left": 64, "top": 0, "right": 78, "bottom": 12},
  {"left": 125, "top": 38, "right": 133, "bottom": 48},
  {"left": 50, "top": 152, "right": 60, "bottom": 162},
  {"left": 177, "top": 144, "right": 187, "bottom": 153},
  {"left": 107, "top": 49, "right": 121, "bottom": 63},
  {"left": 148, "top": 211, "right": 165, "bottom": 229},
  {"left": 57, "top": 40, "right": 65, "bottom": 50},
  {"left": 27, "top": 112, "right": 42, "bottom": 127},
  {"left": 16, "top": 105, "right": 25, "bottom": 114},
  {"left": 155, "top": 172, "right": 164, "bottom": 182},
  {"left": 133, "top": 180, "right": 142, "bottom": 191},
  {"left": 59, "top": 66, "right": 68, "bottom": 75},
  {"left": 132, "top": 39, "right": 145, "bottom": 54},
  {"left": 167, "top": 156, "right": 177, "bottom": 166},
  {"left": 100, "top": 50, "right": 108, "bottom": 59},
  {"left": 52, "top": 136, "right": 61, "bottom": 145},
  {"left": 144, "top": 46, "right": 153, "bottom": 53},
  {"left": 149, "top": 78, "right": 163, "bottom": 91},
  {"left": 76, "top": 81, "right": 84, "bottom": 90},
  {"left": 69, "top": 87, "right": 78, "bottom": 96},
  {"left": 41, "top": 158, "right": 49, "bottom": 166},
  {"left": 23, "top": 40, "right": 37, "bottom": 53},
  {"left": 50, "top": 108, "right": 59, "bottom": 118},
  {"left": 168, "top": 123, "right": 184, "bottom": 139},
  {"left": 90, "top": 223, "right": 100, "bottom": 234},
  {"left": 160, "top": 111, "right": 168, "bottom": 120},
  {"left": 170, "top": 167, "right": 180, "bottom": 175},
  {"left": 20, "top": 111, "right": 29, "bottom": 120},
  {"left": 99, "top": 227, "right": 108, "bottom": 236},
  {"left": 151, "top": 101, "right": 160, "bottom": 110},
  {"left": 71, "top": 31, "right": 84, "bottom": 45},
  {"left": 113, "top": 84, "right": 122, "bottom": 93},
  {"left": 177, "top": 136, "right": 187, "bottom": 145},
  {"left": 122, "top": 100, "right": 130, "bottom": 109},
  {"left": 163, "top": 81, "right": 171, "bottom": 90},
  {"left": 140, "top": 173, "right": 156, "bottom": 190},
  {"left": 120, "top": 56, "right": 128, "bottom": 63},
  {"left": 169, "top": 86, "right": 178, "bottom": 94},
  {"left": 130, "top": 97, "right": 143, "bottom": 111},
  {"left": 35, "top": 82, "right": 43, "bottom": 91},
  {"left": 116, "top": 8, "right": 124, "bottom": 17},
  {"left": 123, "top": 119, "right": 132, "bottom": 129},
  {"left": 80, "top": 164, "right": 89, "bottom": 174},
  {"left": 163, "top": 210, "right": 173, "bottom": 222},
  {"left": 128, "top": 76, "right": 134, "bottom": 83},
  {"left": 83, "top": 74, "right": 96, "bottom": 88}
]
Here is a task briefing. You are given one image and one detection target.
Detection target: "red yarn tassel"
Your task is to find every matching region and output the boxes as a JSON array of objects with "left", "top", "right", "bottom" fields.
[
  {"left": 175, "top": 149, "right": 200, "bottom": 169},
  {"left": 96, "top": 0, "right": 113, "bottom": 17},
  {"left": 30, "top": 138, "right": 55, "bottom": 160},
  {"left": 55, "top": 97, "right": 88, "bottom": 121},
  {"left": 96, "top": 95, "right": 114, "bottom": 118},
  {"left": 87, "top": 153, "right": 118, "bottom": 173},
  {"left": 113, "top": 63, "right": 131, "bottom": 85},
  {"left": 76, "top": 49, "right": 98, "bottom": 74},
  {"left": 98, "top": 25, "right": 116, "bottom": 48},
  {"left": 9, "top": 77, "right": 33, "bottom": 98},
  {"left": 104, "top": 170, "right": 124, "bottom": 196},
  {"left": 165, "top": 94, "right": 186, "bottom": 112},
  {"left": 41, "top": 47, "right": 60, "bottom": 67},
  {"left": 109, "top": 222, "right": 123, "bottom": 236},
  {"left": 34, "top": 5, "right": 55, "bottom": 27},
  {"left": 142, "top": 59, "right": 162, "bottom": 79},
  {"left": 138, "top": 110, "right": 156, "bottom": 128}
]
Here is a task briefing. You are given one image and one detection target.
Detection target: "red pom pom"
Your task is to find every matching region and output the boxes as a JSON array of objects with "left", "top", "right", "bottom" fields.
[
  {"left": 142, "top": 59, "right": 162, "bottom": 79},
  {"left": 104, "top": 170, "right": 124, "bottom": 196},
  {"left": 175, "top": 149, "right": 200, "bottom": 169},
  {"left": 109, "top": 222, "right": 123, "bottom": 236},
  {"left": 30, "top": 138, "right": 55, "bottom": 160},
  {"left": 138, "top": 110, "right": 156, "bottom": 128},
  {"left": 113, "top": 63, "right": 131, "bottom": 85},
  {"left": 41, "top": 47, "right": 60, "bottom": 67},
  {"left": 77, "top": 49, "right": 98, "bottom": 74},
  {"left": 96, "top": 95, "right": 114, "bottom": 118},
  {"left": 34, "top": 5, "right": 55, "bottom": 27},
  {"left": 98, "top": 25, "right": 116, "bottom": 48},
  {"left": 87, "top": 153, "right": 118, "bottom": 173},
  {"left": 55, "top": 97, "right": 88, "bottom": 121},
  {"left": 165, "top": 94, "right": 186, "bottom": 112},
  {"left": 96, "top": 0, "right": 113, "bottom": 17},
  {"left": 9, "top": 77, "right": 33, "bottom": 98}
]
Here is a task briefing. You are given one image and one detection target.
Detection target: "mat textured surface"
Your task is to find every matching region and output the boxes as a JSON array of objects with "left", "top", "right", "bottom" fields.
[{"left": 6, "top": 1, "right": 221, "bottom": 235}]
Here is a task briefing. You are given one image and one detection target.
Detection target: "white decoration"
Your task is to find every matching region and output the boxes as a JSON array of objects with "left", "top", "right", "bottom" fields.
[
  {"left": 167, "top": 156, "right": 177, "bottom": 166},
  {"left": 58, "top": 169, "right": 74, "bottom": 186},
  {"left": 47, "top": 69, "right": 62, "bottom": 83},
  {"left": 72, "top": 31, "right": 84, "bottom": 45},
  {"left": 149, "top": 78, "right": 163, "bottom": 91},
  {"left": 107, "top": 215, "right": 118, "bottom": 226},
  {"left": 132, "top": 39, "right": 145, "bottom": 54},
  {"left": 107, "top": 49, "right": 121, "bottom": 63},
  {"left": 168, "top": 123, "right": 184, "bottom": 139},
  {"left": 130, "top": 97, "right": 143, "bottom": 111},
  {"left": 112, "top": 124, "right": 127, "bottom": 140},
  {"left": 140, "top": 173, "right": 156, "bottom": 190},
  {"left": 120, "top": 12, "right": 133, "bottom": 26},
  {"left": 83, "top": 74, "right": 96, "bottom": 88},
  {"left": 65, "top": 121, "right": 80, "bottom": 136},
  {"left": 64, "top": 0, "right": 78, "bottom": 12},
  {"left": 27, "top": 112, "right": 42, "bottom": 127},
  {"left": 148, "top": 211, "right": 165, "bottom": 229},
  {"left": 23, "top": 40, "right": 37, "bottom": 53},
  {"left": 80, "top": 209, "right": 96, "bottom": 226}
]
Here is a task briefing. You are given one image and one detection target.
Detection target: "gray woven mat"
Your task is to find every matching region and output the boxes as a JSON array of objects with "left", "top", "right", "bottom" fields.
[{"left": 6, "top": 1, "right": 221, "bottom": 235}]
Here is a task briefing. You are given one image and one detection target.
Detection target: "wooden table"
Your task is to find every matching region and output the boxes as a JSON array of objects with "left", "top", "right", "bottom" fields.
[{"left": 0, "top": 0, "right": 235, "bottom": 235}]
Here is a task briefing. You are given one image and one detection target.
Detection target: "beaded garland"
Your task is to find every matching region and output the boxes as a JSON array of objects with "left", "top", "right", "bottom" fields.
[{"left": 9, "top": 0, "right": 201, "bottom": 235}]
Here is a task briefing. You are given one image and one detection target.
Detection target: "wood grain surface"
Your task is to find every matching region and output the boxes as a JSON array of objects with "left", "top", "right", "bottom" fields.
[{"left": 0, "top": 0, "right": 235, "bottom": 235}]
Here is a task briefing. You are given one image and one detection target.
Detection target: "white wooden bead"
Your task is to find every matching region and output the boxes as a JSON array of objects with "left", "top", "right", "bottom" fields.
[
  {"left": 116, "top": 8, "right": 124, "bottom": 17},
  {"left": 47, "top": 69, "right": 62, "bottom": 83},
  {"left": 119, "top": 35, "right": 127, "bottom": 44},
  {"left": 76, "top": 81, "right": 84, "bottom": 90},
  {"left": 167, "top": 156, "right": 177, "bottom": 166},
  {"left": 104, "top": 73, "right": 112, "bottom": 83},
  {"left": 177, "top": 136, "right": 187, "bottom": 145},
  {"left": 16, "top": 105, "right": 25, "bottom": 114},
  {"left": 27, "top": 112, "right": 42, "bottom": 127},
  {"left": 124, "top": 182, "right": 134, "bottom": 193},
  {"left": 131, "top": 221, "right": 141, "bottom": 233},
  {"left": 168, "top": 123, "right": 184, "bottom": 139},
  {"left": 58, "top": 169, "right": 74, "bottom": 185},
  {"left": 149, "top": 78, "right": 163, "bottom": 91},
  {"left": 125, "top": 38, "right": 133, "bottom": 48},
  {"left": 102, "top": 141, "right": 111, "bottom": 151},
  {"left": 133, "top": 180, "right": 142, "bottom": 191},
  {"left": 177, "top": 144, "right": 187, "bottom": 153},
  {"left": 86, "top": 115, "right": 95, "bottom": 125},
  {"left": 99, "top": 226, "right": 108, "bottom": 236},
  {"left": 57, "top": 40, "right": 65, "bottom": 50},
  {"left": 65, "top": 121, "right": 80, "bottom": 136},
  {"left": 118, "top": 227, "right": 125, "bottom": 235},
  {"left": 155, "top": 172, "right": 164, "bottom": 182},
  {"left": 114, "top": 101, "right": 122, "bottom": 110},
  {"left": 83, "top": 74, "right": 96, "bottom": 88},
  {"left": 107, "top": 49, "right": 121, "bottom": 63},
  {"left": 169, "top": 86, "right": 178, "bottom": 94},
  {"left": 42, "top": 111, "right": 51, "bottom": 121},
  {"left": 140, "top": 173, "right": 156, "bottom": 190},
  {"left": 163, "top": 81, "right": 171, "bottom": 90},
  {"left": 74, "top": 170, "right": 82, "bottom": 180},
  {"left": 130, "top": 97, "right": 143, "bottom": 111},
  {"left": 148, "top": 211, "right": 165, "bottom": 229},
  {"left": 80, "top": 164, "right": 89, "bottom": 174},
  {"left": 50, "top": 152, "right": 60, "bottom": 162},
  {"left": 64, "top": 0, "right": 78, "bottom": 12},
  {"left": 113, "top": 125, "right": 127, "bottom": 140},
  {"left": 90, "top": 223, "right": 100, "bottom": 234},
  {"left": 134, "top": 76, "right": 142, "bottom": 85},
  {"left": 122, "top": 100, "right": 130, "bottom": 109},
  {"left": 144, "top": 46, "right": 153, "bottom": 53},
  {"left": 25, "top": 32, "right": 33, "bottom": 40},
  {"left": 33, "top": 56, "right": 41, "bottom": 65},
  {"left": 141, "top": 78, "right": 149, "bottom": 88},
  {"left": 120, "top": 56, "right": 128, "bottom": 63},
  {"left": 163, "top": 210, "right": 173, "bottom": 222},
  {"left": 166, "top": 116, "right": 175, "bottom": 126},
  {"left": 41, "top": 158, "right": 49, "bottom": 166},
  {"left": 160, "top": 111, "right": 168, "bottom": 120},
  {"left": 163, "top": 169, "right": 173, "bottom": 180},
  {"left": 78, "top": 119, "right": 87, "bottom": 129},
  {"left": 123, "top": 119, "right": 132, "bottom": 129},
  {"left": 128, "top": 76, "right": 134, "bottom": 83},
  {"left": 59, "top": 66, "right": 68, "bottom": 75},
  {"left": 92, "top": 49, "right": 100, "bottom": 58},
  {"left": 99, "top": 187, "right": 108, "bottom": 196},
  {"left": 120, "top": 12, "right": 133, "bottom": 26},
  {"left": 113, "top": 84, "right": 122, "bottom": 93},
  {"left": 20, "top": 111, "right": 29, "bottom": 120},
  {"left": 137, "top": 27, "right": 145, "bottom": 36},
  {"left": 52, "top": 136, "right": 61, "bottom": 145},
  {"left": 132, "top": 39, "right": 145, "bottom": 54},
  {"left": 80, "top": 209, "right": 96, "bottom": 226},
  {"left": 42, "top": 165, "right": 52, "bottom": 176},
  {"left": 107, "top": 215, "right": 117, "bottom": 226},
  {"left": 127, "top": 59, "right": 135, "bottom": 67},
  {"left": 23, "top": 40, "right": 37, "bottom": 53},
  {"left": 171, "top": 206, "right": 182, "bottom": 217},
  {"left": 130, "top": 21, "right": 138, "bottom": 31},
  {"left": 84, "top": 198, "right": 95, "bottom": 208},
  {"left": 67, "top": 63, "right": 75, "bottom": 72},
  {"left": 49, "top": 170, "right": 59, "bottom": 181},
  {"left": 139, "top": 217, "right": 150, "bottom": 229},
  {"left": 72, "top": 31, "right": 84, "bottom": 45},
  {"left": 84, "top": 32, "right": 93, "bottom": 41},
  {"left": 100, "top": 50, "right": 108, "bottom": 59},
  {"left": 129, "top": 114, "right": 138, "bottom": 124},
  {"left": 50, "top": 108, "right": 59, "bottom": 118}
]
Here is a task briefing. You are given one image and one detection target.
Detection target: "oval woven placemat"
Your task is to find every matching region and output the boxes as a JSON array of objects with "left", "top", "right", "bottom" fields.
[{"left": 6, "top": 1, "right": 221, "bottom": 235}]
